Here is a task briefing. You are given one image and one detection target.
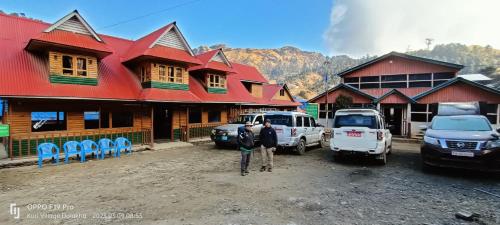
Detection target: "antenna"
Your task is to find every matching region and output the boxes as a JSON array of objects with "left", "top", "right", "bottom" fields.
[{"left": 425, "top": 38, "right": 434, "bottom": 50}]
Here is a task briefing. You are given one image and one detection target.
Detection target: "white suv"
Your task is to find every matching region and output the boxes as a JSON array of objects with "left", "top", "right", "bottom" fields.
[
  {"left": 265, "top": 112, "right": 325, "bottom": 155},
  {"left": 330, "top": 109, "right": 392, "bottom": 164}
]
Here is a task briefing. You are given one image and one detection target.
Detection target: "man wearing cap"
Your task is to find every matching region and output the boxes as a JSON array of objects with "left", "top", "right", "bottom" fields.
[
  {"left": 238, "top": 121, "right": 255, "bottom": 176},
  {"left": 259, "top": 119, "right": 278, "bottom": 172}
]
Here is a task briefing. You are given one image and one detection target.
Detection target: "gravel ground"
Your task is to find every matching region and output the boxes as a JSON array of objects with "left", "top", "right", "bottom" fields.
[{"left": 0, "top": 142, "right": 499, "bottom": 225}]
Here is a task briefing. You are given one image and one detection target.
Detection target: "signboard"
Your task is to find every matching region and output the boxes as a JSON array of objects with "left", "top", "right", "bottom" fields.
[
  {"left": 0, "top": 124, "right": 9, "bottom": 137},
  {"left": 305, "top": 103, "right": 319, "bottom": 120}
]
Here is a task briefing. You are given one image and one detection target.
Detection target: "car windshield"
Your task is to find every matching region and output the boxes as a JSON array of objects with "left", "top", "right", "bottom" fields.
[
  {"left": 431, "top": 116, "right": 491, "bottom": 131},
  {"left": 334, "top": 115, "right": 377, "bottom": 129},
  {"left": 231, "top": 115, "right": 255, "bottom": 124},
  {"left": 265, "top": 115, "right": 293, "bottom": 126}
]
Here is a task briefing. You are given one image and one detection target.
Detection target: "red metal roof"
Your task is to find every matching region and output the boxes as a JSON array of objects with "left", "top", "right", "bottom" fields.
[
  {"left": 189, "top": 50, "right": 234, "bottom": 73},
  {"left": 123, "top": 23, "right": 201, "bottom": 65},
  {"left": 27, "top": 29, "right": 112, "bottom": 56},
  {"left": 232, "top": 63, "right": 268, "bottom": 83},
  {"left": 0, "top": 13, "right": 298, "bottom": 107}
]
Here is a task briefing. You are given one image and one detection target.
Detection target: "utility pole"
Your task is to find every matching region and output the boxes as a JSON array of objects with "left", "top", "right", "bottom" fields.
[
  {"left": 425, "top": 38, "right": 434, "bottom": 50},
  {"left": 323, "top": 60, "right": 331, "bottom": 128}
]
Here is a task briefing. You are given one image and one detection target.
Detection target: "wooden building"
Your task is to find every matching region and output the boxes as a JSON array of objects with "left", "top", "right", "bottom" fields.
[
  {"left": 309, "top": 52, "right": 500, "bottom": 137},
  {"left": 0, "top": 11, "right": 299, "bottom": 159}
]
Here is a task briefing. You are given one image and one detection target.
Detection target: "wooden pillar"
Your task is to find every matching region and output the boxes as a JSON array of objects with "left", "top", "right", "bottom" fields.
[
  {"left": 407, "top": 103, "right": 412, "bottom": 138},
  {"left": 186, "top": 107, "right": 190, "bottom": 142},
  {"left": 150, "top": 105, "right": 154, "bottom": 147}
]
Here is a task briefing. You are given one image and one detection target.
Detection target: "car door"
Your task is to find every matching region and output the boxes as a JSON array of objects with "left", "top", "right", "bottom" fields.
[
  {"left": 295, "top": 116, "right": 304, "bottom": 141},
  {"left": 303, "top": 115, "right": 312, "bottom": 144},
  {"left": 309, "top": 117, "right": 320, "bottom": 143},
  {"left": 381, "top": 116, "right": 392, "bottom": 146}
]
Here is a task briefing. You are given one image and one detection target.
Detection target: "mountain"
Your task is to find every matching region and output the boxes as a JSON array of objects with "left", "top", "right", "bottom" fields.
[{"left": 194, "top": 43, "right": 500, "bottom": 99}]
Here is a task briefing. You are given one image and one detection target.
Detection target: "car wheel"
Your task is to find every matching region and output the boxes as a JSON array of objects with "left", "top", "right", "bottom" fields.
[
  {"left": 214, "top": 142, "right": 224, "bottom": 148},
  {"left": 296, "top": 139, "right": 306, "bottom": 155}
]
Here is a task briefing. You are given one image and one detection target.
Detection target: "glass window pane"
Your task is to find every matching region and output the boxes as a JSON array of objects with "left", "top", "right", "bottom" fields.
[
  {"left": 84, "top": 111, "right": 100, "bottom": 129},
  {"left": 112, "top": 112, "right": 133, "bottom": 128},
  {"left": 360, "top": 76, "right": 380, "bottom": 82},
  {"left": 189, "top": 109, "right": 202, "bottom": 123},
  {"left": 381, "top": 82, "right": 407, "bottom": 88},
  {"left": 334, "top": 115, "right": 376, "bottom": 129},
  {"left": 409, "top": 73, "right": 431, "bottom": 80},
  {"left": 409, "top": 81, "right": 432, "bottom": 87},
  {"left": 381, "top": 74, "right": 406, "bottom": 81},
  {"left": 100, "top": 111, "right": 110, "bottom": 128},
  {"left": 208, "top": 111, "right": 221, "bottom": 123},
  {"left": 346, "top": 83, "right": 360, "bottom": 89},
  {"left": 344, "top": 77, "right": 359, "bottom": 83},
  {"left": 434, "top": 72, "right": 455, "bottom": 79},
  {"left": 360, "top": 83, "right": 380, "bottom": 89},
  {"left": 411, "top": 113, "right": 427, "bottom": 122},
  {"left": 411, "top": 104, "right": 427, "bottom": 112},
  {"left": 296, "top": 116, "right": 303, "bottom": 127},
  {"left": 31, "top": 111, "right": 66, "bottom": 132}
]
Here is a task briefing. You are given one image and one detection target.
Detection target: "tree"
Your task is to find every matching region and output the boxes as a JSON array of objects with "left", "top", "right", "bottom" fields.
[
  {"left": 479, "top": 66, "right": 497, "bottom": 76},
  {"left": 335, "top": 94, "right": 353, "bottom": 109}
]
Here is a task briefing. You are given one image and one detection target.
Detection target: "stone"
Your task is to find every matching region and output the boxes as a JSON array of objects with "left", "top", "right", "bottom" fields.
[{"left": 455, "top": 211, "right": 479, "bottom": 221}]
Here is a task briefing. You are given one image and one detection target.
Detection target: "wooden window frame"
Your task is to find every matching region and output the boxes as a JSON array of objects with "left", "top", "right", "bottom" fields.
[
  {"left": 207, "top": 74, "right": 226, "bottom": 88},
  {"left": 159, "top": 65, "right": 167, "bottom": 81},
  {"left": 279, "top": 89, "right": 285, "bottom": 96},
  {"left": 61, "top": 54, "right": 89, "bottom": 77}
]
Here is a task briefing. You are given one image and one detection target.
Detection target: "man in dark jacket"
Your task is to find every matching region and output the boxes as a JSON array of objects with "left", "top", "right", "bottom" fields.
[
  {"left": 259, "top": 119, "right": 278, "bottom": 172},
  {"left": 239, "top": 121, "right": 255, "bottom": 176}
]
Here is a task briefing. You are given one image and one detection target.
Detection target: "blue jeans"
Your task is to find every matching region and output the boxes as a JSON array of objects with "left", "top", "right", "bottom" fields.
[{"left": 241, "top": 152, "right": 251, "bottom": 172}]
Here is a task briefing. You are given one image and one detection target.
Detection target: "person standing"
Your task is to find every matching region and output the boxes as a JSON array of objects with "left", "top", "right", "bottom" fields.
[
  {"left": 259, "top": 119, "right": 278, "bottom": 172},
  {"left": 238, "top": 121, "right": 255, "bottom": 176}
]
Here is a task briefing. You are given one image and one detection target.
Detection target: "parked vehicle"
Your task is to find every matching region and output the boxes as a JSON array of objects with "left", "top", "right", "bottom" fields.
[
  {"left": 211, "top": 113, "right": 264, "bottom": 147},
  {"left": 421, "top": 103, "right": 500, "bottom": 171},
  {"left": 330, "top": 109, "right": 392, "bottom": 164},
  {"left": 264, "top": 111, "right": 325, "bottom": 155}
]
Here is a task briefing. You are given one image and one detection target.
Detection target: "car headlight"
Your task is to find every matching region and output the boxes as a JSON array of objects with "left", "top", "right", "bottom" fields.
[
  {"left": 485, "top": 140, "right": 500, "bottom": 149},
  {"left": 211, "top": 129, "right": 216, "bottom": 135},
  {"left": 423, "top": 136, "right": 439, "bottom": 146}
]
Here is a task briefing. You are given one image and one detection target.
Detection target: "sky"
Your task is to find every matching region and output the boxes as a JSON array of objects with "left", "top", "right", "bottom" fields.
[{"left": 1, "top": 0, "right": 499, "bottom": 57}]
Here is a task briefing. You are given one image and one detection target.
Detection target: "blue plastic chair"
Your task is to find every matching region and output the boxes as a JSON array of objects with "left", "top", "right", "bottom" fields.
[
  {"left": 115, "top": 137, "right": 132, "bottom": 157},
  {"left": 81, "top": 140, "right": 100, "bottom": 161},
  {"left": 63, "top": 141, "right": 84, "bottom": 164},
  {"left": 98, "top": 138, "right": 117, "bottom": 159},
  {"left": 37, "top": 143, "right": 60, "bottom": 168}
]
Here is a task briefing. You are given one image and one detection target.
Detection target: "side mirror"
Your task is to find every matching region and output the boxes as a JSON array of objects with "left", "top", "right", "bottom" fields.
[
  {"left": 492, "top": 133, "right": 499, "bottom": 140},
  {"left": 496, "top": 128, "right": 500, "bottom": 133},
  {"left": 419, "top": 125, "right": 428, "bottom": 130},
  {"left": 254, "top": 121, "right": 260, "bottom": 125}
]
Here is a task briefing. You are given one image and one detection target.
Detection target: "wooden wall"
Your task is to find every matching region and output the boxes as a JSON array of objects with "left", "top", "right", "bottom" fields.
[
  {"left": 171, "top": 105, "right": 228, "bottom": 129},
  {"left": 251, "top": 83, "right": 263, "bottom": 98},
  {"left": 49, "top": 51, "right": 98, "bottom": 78},
  {"left": 343, "top": 55, "right": 459, "bottom": 78},
  {"left": 417, "top": 83, "right": 500, "bottom": 104},
  {"left": 312, "top": 88, "right": 373, "bottom": 104},
  {"left": 4, "top": 99, "right": 151, "bottom": 137},
  {"left": 273, "top": 88, "right": 293, "bottom": 101}
]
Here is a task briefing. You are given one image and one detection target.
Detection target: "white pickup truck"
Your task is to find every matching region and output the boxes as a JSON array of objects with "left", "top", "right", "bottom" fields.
[
  {"left": 330, "top": 109, "right": 392, "bottom": 164},
  {"left": 264, "top": 111, "right": 326, "bottom": 155}
]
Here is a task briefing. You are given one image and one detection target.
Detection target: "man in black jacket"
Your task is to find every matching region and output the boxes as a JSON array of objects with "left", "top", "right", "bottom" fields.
[{"left": 259, "top": 119, "right": 278, "bottom": 172}]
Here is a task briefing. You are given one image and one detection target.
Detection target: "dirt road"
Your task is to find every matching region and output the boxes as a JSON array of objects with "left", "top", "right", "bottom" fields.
[{"left": 1, "top": 142, "right": 499, "bottom": 224}]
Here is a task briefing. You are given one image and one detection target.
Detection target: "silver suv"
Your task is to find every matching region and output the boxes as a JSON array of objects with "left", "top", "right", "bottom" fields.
[
  {"left": 264, "top": 111, "right": 325, "bottom": 155},
  {"left": 211, "top": 113, "right": 264, "bottom": 147}
]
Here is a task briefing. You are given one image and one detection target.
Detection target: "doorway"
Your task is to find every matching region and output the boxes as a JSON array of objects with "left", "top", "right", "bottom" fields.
[
  {"left": 383, "top": 105, "right": 403, "bottom": 136},
  {"left": 153, "top": 104, "right": 172, "bottom": 140}
]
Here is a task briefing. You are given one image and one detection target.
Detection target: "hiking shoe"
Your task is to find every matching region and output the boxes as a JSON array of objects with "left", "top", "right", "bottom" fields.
[
  {"left": 245, "top": 170, "right": 249, "bottom": 174},
  {"left": 260, "top": 166, "right": 266, "bottom": 172},
  {"left": 268, "top": 168, "right": 272, "bottom": 172},
  {"left": 241, "top": 171, "right": 246, "bottom": 176}
]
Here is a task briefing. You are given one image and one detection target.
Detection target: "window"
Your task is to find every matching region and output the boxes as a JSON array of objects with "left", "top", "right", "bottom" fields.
[
  {"left": 208, "top": 74, "right": 226, "bottom": 88},
  {"left": 84, "top": 111, "right": 100, "bottom": 129},
  {"left": 303, "top": 116, "right": 311, "bottom": 127},
  {"left": 381, "top": 82, "right": 407, "bottom": 88},
  {"left": 265, "top": 115, "right": 293, "bottom": 126},
  {"left": 76, "top": 57, "right": 87, "bottom": 76},
  {"left": 344, "top": 77, "right": 359, "bottom": 83},
  {"left": 168, "top": 67, "right": 175, "bottom": 82},
  {"left": 409, "top": 73, "right": 431, "bottom": 80},
  {"left": 486, "top": 104, "right": 498, "bottom": 124},
  {"left": 279, "top": 89, "right": 285, "bottom": 96},
  {"left": 175, "top": 68, "right": 183, "bottom": 83},
  {"left": 159, "top": 65, "right": 166, "bottom": 81},
  {"left": 189, "top": 109, "right": 202, "bottom": 124},
  {"left": 31, "top": 112, "right": 66, "bottom": 132},
  {"left": 411, "top": 104, "right": 431, "bottom": 122},
  {"left": 360, "top": 76, "right": 380, "bottom": 82},
  {"left": 254, "top": 115, "right": 264, "bottom": 125},
  {"left": 208, "top": 110, "right": 221, "bottom": 123},
  {"left": 381, "top": 74, "right": 406, "bottom": 82},
  {"left": 62, "top": 55, "right": 73, "bottom": 75},
  {"left": 296, "top": 116, "right": 303, "bottom": 127},
  {"left": 112, "top": 112, "right": 133, "bottom": 128},
  {"left": 434, "top": 72, "right": 455, "bottom": 80},
  {"left": 334, "top": 115, "right": 377, "bottom": 129},
  {"left": 310, "top": 117, "right": 316, "bottom": 127},
  {"left": 360, "top": 83, "right": 380, "bottom": 89},
  {"left": 409, "top": 81, "right": 432, "bottom": 87},
  {"left": 242, "top": 82, "right": 252, "bottom": 92},
  {"left": 100, "top": 111, "right": 110, "bottom": 128},
  {"left": 140, "top": 66, "right": 151, "bottom": 82}
]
